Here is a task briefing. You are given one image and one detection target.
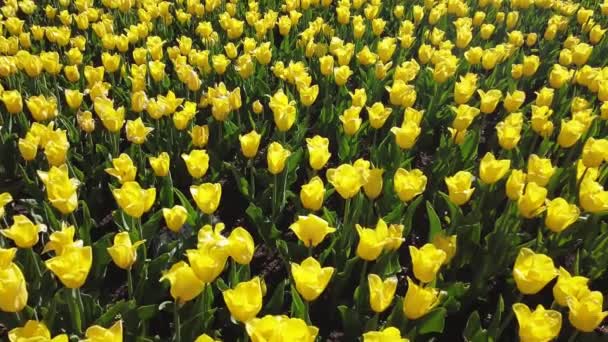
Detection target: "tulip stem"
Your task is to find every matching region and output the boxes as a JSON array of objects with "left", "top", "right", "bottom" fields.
[
  {"left": 497, "top": 292, "right": 524, "bottom": 339},
  {"left": 29, "top": 248, "right": 42, "bottom": 280},
  {"left": 65, "top": 288, "right": 82, "bottom": 334},
  {"left": 174, "top": 300, "right": 181, "bottom": 342},
  {"left": 359, "top": 261, "right": 368, "bottom": 288},
  {"left": 567, "top": 331, "right": 579, "bottom": 342},
  {"left": 137, "top": 218, "right": 147, "bottom": 261},
  {"left": 343, "top": 199, "right": 351, "bottom": 228},
  {"left": 127, "top": 268, "right": 134, "bottom": 299},
  {"left": 14, "top": 311, "right": 23, "bottom": 325}
]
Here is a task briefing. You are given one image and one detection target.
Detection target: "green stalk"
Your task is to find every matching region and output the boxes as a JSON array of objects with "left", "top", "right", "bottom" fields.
[
  {"left": 272, "top": 174, "right": 278, "bottom": 219},
  {"left": 174, "top": 301, "right": 181, "bottom": 342},
  {"left": 65, "top": 289, "right": 82, "bottom": 334},
  {"left": 127, "top": 268, "right": 134, "bottom": 299},
  {"left": 496, "top": 292, "right": 525, "bottom": 339},
  {"left": 567, "top": 330, "right": 579, "bottom": 342}
]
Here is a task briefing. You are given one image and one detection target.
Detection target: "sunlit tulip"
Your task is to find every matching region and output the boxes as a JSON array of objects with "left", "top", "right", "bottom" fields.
[
  {"left": 356, "top": 219, "right": 388, "bottom": 261},
  {"left": 190, "top": 183, "right": 222, "bottom": 214},
  {"left": 46, "top": 245, "right": 93, "bottom": 289},
  {"left": 368, "top": 274, "right": 397, "bottom": 313},
  {"left": 0, "top": 247, "right": 28, "bottom": 313},
  {"left": 107, "top": 232, "right": 145, "bottom": 270},
  {"left": 306, "top": 136, "right": 331, "bottom": 170},
  {"left": 223, "top": 277, "right": 264, "bottom": 322},
  {"left": 291, "top": 257, "right": 334, "bottom": 301},
  {"left": 553, "top": 267, "right": 589, "bottom": 307},
  {"left": 112, "top": 182, "right": 156, "bottom": 218},
  {"left": 126, "top": 118, "right": 153, "bottom": 145},
  {"left": 513, "top": 303, "right": 562, "bottom": 342},
  {"left": 182, "top": 149, "right": 210, "bottom": 179},
  {"left": 83, "top": 321, "right": 123, "bottom": 342},
  {"left": 2, "top": 215, "right": 42, "bottom": 248},
  {"left": 290, "top": 214, "right": 335, "bottom": 248},
  {"left": 8, "top": 320, "right": 67, "bottom": 341},
  {"left": 403, "top": 277, "right": 440, "bottom": 320},
  {"left": 149, "top": 152, "right": 170, "bottom": 177},
  {"left": 445, "top": 171, "right": 475, "bottom": 206},
  {"left": 161, "top": 261, "right": 205, "bottom": 303},
  {"left": 105, "top": 154, "right": 137, "bottom": 184},
  {"left": 432, "top": 233, "right": 457, "bottom": 265},
  {"left": 362, "top": 327, "right": 408, "bottom": 342},
  {"left": 568, "top": 290, "right": 608, "bottom": 332},
  {"left": 513, "top": 248, "right": 557, "bottom": 294}
]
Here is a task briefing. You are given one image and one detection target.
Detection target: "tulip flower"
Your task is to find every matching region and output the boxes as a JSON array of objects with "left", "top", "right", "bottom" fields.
[
  {"left": 46, "top": 245, "right": 93, "bottom": 289},
  {"left": 581, "top": 138, "right": 608, "bottom": 168},
  {"left": 246, "top": 315, "right": 319, "bottom": 342},
  {"left": 0, "top": 247, "right": 28, "bottom": 313},
  {"left": 409, "top": 244, "right": 446, "bottom": 283},
  {"left": 479, "top": 152, "right": 511, "bottom": 184},
  {"left": 38, "top": 165, "right": 79, "bottom": 215},
  {"left": 579, "top": 178, "right": 608, "bottom": 213},
  {"left": 161, "top": 261, "right": 205, "bottom": 304},
  {"left": 367, "top": 102, "right": 392, "bottom": 129},
  {"left": 2, "top": 215, "right": 42, "bottom": 248},
  {"left": 149, "top": 152, "right": 170, "bottom": 177},
  {"left": 267, "top": 142, "right": 291, "bottom": 175},
  {"left": 162, "top": 206, "right": 188, "bottom": 233},
  {"left": 356, "top": 219, "right": 389, "bottom": 261},
  {"left": 368, "top": 274, "right": 397, "bottom": 313},
  {"left": 339, "top": 106, "right": 363, "bottom": 136},
  {"left": 300, "top": 177, "right": 325, "bottom": 211},
  {"left": 393, "top": 168, "right": 427, "bottom": 202},
  {"left": 126, "top": 118, "right": 153, "bottom": 145},
  {"left": 403, "top": 277, "right": 440, "bottom": 320},
  {"left": 477, "top": 89, "right": 502, "bottom": 114},
  {"left": 269, "top": 89, "right": 297, "bottom": 132},
  {"left": 107, "top": 232, "right": 145, "bottom": 270},
  {"left": 334, "top": 65, "right": 353, "bottom": 86},
  {"left": 432, "top": 233, "right": 457, "bottom": 264},
  {"left": 445, "top": 171, "right": 475, "bottom": 206},
  {"left": 327, "top": 164, "right": 366, "bottom": 199},
  {"left": 105, "top": 154, "right": 137, "bottom": 184},
  {"left": 187, "top": 244, "right": 228, "bottom": 283},
  {"left": 42, "top": 223, "right": 81, "bottom": 255},
  {"left": 517, "top": 182, "right": 547, "bottom": 218},
  {"left": 291, "top": 257, "right": 334, "bottom": 301},
  {"left": 8, "top": 320, "right": 67, "bottom": 341},
  {"left": 94, "top": 97, "right": 125, "bottom": 133},
  {"left": 239, "top": 130, "right": 262, "bottom": 159},
  {"left": 568, "top": 290, "right": 608, "bottom": 332},
  {"left": 545, "top": 198, "right": 579, "bottom": 233},
  {"left": 27, "top": 95, "right": 58, "bottom": 122},
  {"left": 1, "top": 90, "right": 23, "bottom": 114},
  {"left": 227, "top": 227, "right": 255, "bottom": 265},
  {"left": 513, "top": 303, "right": 562, "bottom": 342},
  {"left": 557, "top": 119, "right": 585, "bottom": 148},
  {"left": 190, "top": 183, "right": 222, "bottom": 215},
  {"left": 512, "top": 248, "right": 557, "bottom": 294},
  {"left": 83, "top": 321, "right": 123, "bottom": 342},
  {"left": 181, "top": 149, "right": 210, "bottom": 179},
  {"left": 290, "top": 214, "right": 336, "bottom": 248},
  {"left": 190, "top": 125, "right": 209, "bottom": 148},
  {"left": 363, "top": 168, "right": 384, "bottom": 200},
  {"left": 0, "top": 192, "right": 12, "bottom": 219},
  {"left": 362, "top": 327, "right": 408, "bottom": 342},
  {"left": 112, "top": 182, "right": 156, "bottom": 218},
  {"left": 451, "top": 104, "right": 480, "bottom": 131},
  {"left": 223, "top": 277, "right": 264, "bottom": 322},
  {"left": 553, "top": 267, "right": 589, "bottom": 307}
]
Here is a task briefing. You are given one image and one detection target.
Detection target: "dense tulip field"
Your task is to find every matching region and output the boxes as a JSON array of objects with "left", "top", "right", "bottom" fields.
[{"left": 1, "top": 0, "right": 608, "bottom": 340}]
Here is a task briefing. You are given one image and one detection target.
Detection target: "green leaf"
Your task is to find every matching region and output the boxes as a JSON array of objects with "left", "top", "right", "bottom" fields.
[
  {"left": 265, "top": 279, "right": 286, "bottom": 314},
  {"left": 142, "top": 209, "right": 163, "bottom": 240},
  {"left": 80, "top": 200, "right": 94, "bottom": 246},
  {"left": 95, "top": 300, "right": 136, "bottom": 326},
  {"left": 487, "top": 294, "right": 504, "bottom": 337},
  {"left": 174, "top": 188, "right": 196, "bottom": 225},
  {"left": 338, "top": 305, "right": 363, "bottom": 340},
  {"left": 426, "top": 201, "right": 442, "bottom": 241},
  {"left": 417, "top": 307, "right": 447, "bottom": 334},
  {"left": 463, "top": 311, "right": 484, "bottom": 342},
  {"left": 290, "top": 285, "right": 306, "bottom": 319},
  {"left": 137, "top": 305, "right": 158, "bottom": 321},
  {"left": 402, "top": 195, "right": 423, "bottom": 237}
]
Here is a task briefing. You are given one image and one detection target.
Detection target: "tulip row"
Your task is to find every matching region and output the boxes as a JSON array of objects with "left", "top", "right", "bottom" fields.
[{"left": 1, "top": 0, "right": 608, "bottom": 341}]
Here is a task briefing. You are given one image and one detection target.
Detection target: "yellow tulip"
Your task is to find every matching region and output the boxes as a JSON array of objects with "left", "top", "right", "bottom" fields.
[
  {"left": 290, "top": 214, "right": 336, "bottom": 247},
  {"left": 94, "top": 97, "right": 125, "bottom": 133},
  {"left": 83, "top": 321, "right": 123, "bottom": 342},
  {"left": 339, "top": 106, "right": 363, "bottom": 136},
  {"left": 319, "top": 55, "right": 335, "bottom": 76},
  {"left": 367, "top": 102, "right": 393, "bottom": 129},
  {"left": 161, "top": 261, "right": 205, "bottom": 304},
  {"left": 582, "top": 138, "right": 608, "bottom": 168},
  {"left": 26, "top": 95, "right": 58, "bottom": 122},
  {"left": 40, "top": 151, "right": 75, "bottom": 200},
  {"left": 227, "top": 227, "right": 255, "bottom": 265},
  {"left": 44, "top": 129, "right": 69, "bottom": 167},
  {"left": 105, "top": 154, "right": 136, "bottom": 184},
  {"left": 298, "top": 85, "right": 319, "bottom": 107},
  {"left": 246, "top": 315, "right": 319, "bottom": 342},
  {"left": 269, "top": 89, "right": 297, "bottom": 132},
  {"left": 19, "top": 133, "right": 39, "bottom": 161},
  {"left": 545, "top": 198, "right": 579, "bottom": 233},
  {"left": 1, "top": 90, "right": 23, "bottom": 114},
  {"left": 522, "top": 55, "right": 540, "bottom": 77},
  {"left": 549, "top": 64, "right": 573, "bottom": 89},
  {"left": 223, "top": 277, "right": 264, "bottom": 322},
  {"left": 239, "top": 130, "right": 262, "bottom": 159},
  {"left": 45, "top": 245, "right": 93, "bottom": 289},
  {"left": 0, "top": 247, "right": 28, "bottom": 313},
  {"left": 42, "top": 222, "right": 80, "bottom": 256},
  {"left": 162, "top": 206, "right": 188, "bottom": 233},
  {"left": 477, "top": 89, "right": 502, "bottom": 114},
  {"left": 2, "top": 215, "right": 42, "bottom": 248},
  {"left": 267, "top": 142, "right": 291, "bottom": 175},
  {"left": 393, "top": 168, "right": 427, "bottom": 202},
  {"left": 0, "top": 192, "right": 12, "bottom": 219},
  {"left": 391, "top": 121, "right": 421, "bottom": 149},
  {"left": 496, "top": 121, "right": 522, "bottom": 150},
  {"left": 182, "top": 149, "right": 210, "bottom": 179},
  {"left": 101, "top": 52, "right": 121, "bottom": 73},
  {"left": 363, "top": 326, "right": 408, "bottom": 342},
  {"left": 553, "top": 267, "right": 589, "bottom": 307},
  {"left": 513, "top": 303, "right": 562, "bottom": 342},
  {"left": 107, "top": 232, "right": 145, "bottom": 270},
  {"left": 327, "top": 163, "right": 367, "bottom": 199},
  {"left": 190, "top": 125, "right": 209, "bottom": 148},
  {"left": 306, "top": 135, "right": 331, "bottom": 170},
  {"left": 557, "top": 119, "right": 585, "bottom": 148},
  {"left": 579, "top": 178, "right": 608, "bottom": 213},
  {"left": 403, "top": 277, "right": 440, "bottom": 320},
  {"left": 409, "top": 243, "right": 446, "bottom": 283},
  {"left": 195, "top": 333, "right": 220, "bottom": 342},
  {"left": 299, "top": 177, "right": 325, "bottom": 213},
  {"left": 252, "top": 100, "right": 264, "bottom": 114},
  {"left": 568, "top": 290, "right": 608, "bottom": 332},
  {"left": 149, "top": 152, "right": 170, "bottom": 177},
  {"left": 364, "top": 168, "right": 384, "bottom": 200},
  {"left": 432, "top": 233, "right": 457, "bottom": 265},
  {"left": 356, "top": 219, "right": 389, "bottom": 261},
  {"left": 77, "top": 111, "right": 96, "bottom": 133},
  {"left": 445, "top": 171, "right": 475, "bottom": 206},
  {"left": 8, "top": 320, "right": 67, "bottom": 341},
  {"left": 513, "top": 248, "right": 557, "bottom": 294},
  {"left": 454, "top": 73, "right": 477, "bottom": 105},
  {"left": 517, "top": 182, "right": 547, "bottom": 218},
  {"left": 125, "top": 118, "right": 153, "bottom": 145},
  {"left": 451, "top": 104, "right": 480, "bottom": 131},
  {"left": 506, "top": 170, "right": 526, "bottom": 200},
  {"left": 112, "top": 182, "right": 156, "bottom": 218},
  {"left": 291, "top": 257, "right": 334, "bottom": 301},
  {"left": 187, "top": 244, "right": 228, "bottom": 283},
  {"left": 527, "top": 155, "right": 555, "bottom": 187},
  {"left": 535, "top": 87, "right": 555, "bottom": 107},
  {"left": 334, "top": 65, "right": 353, "bottom": 86},
  {"left": 190, "top": 183, "right": 222, "bottom": 214},
  {"left": 479, "top": 152, "right": 511, "bottom": 184},
  {"left": 368, "top": 274, "right": 397, "bottom": 313},
  {"left": 386, "top": 80, "right": 417, "bottom": 107},
  {"left": 64, "top": 89, "right": 83, "bottom": 110}
]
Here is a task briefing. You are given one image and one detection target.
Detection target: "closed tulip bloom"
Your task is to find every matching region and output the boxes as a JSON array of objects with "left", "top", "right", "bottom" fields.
[
  {"left": 327, "top": 164, "right": 366, "bottom": 199},
  {"left": 568, "top": 290, "right": 608, "bottom": 332},
  {"left": 576, "top": 160, "right": 599, "bottom": 182},
  {"left": 356, "top": 219, "right": 389, "bottom": 261},
  {"left": 582, "top": 138, "right": 608, "bottom": 168},
  {"left": 503, "top": 90, "right": 525, "bottom": 113},
  {"left": 1, "top": 90, "right": 23, "bottom": 114},
  {"left": 391, "top": 121, "right": 421, "bottom": 149},
  {"left": 513, "top": 304, "right": 562, "bottom": 342},
  {"left": 535, "top": 87, "right": 555, "bottom": 107},
  {"left": 267, "top": 142, "right": 291, "bottom": 174},
  {"left": 190, "top": 125, "right": 209, "bottom": 148},
  {"left": 8, "top": 320, "right": 68, "bottom": 341},
  {"left": 83, "top": 321, "right": 122, "bottom": 342},
  {"left": 298, "top": 85, "right": 319, "bottom": 107},
  {"left": 46, "top": 245, "right": 92, "bottom": 289},
  {"left": 453, "top": 73, "right": 477, "bottom": 105},
  {"left": 182, "top": 149, "right": 210, "bottom": 178},
  {"left": 393, "top": 168, "right": 427, "bottom": 202},
  {"left": 161, "top": 261, "right": 205, "bottom": 303},
  {"left": 112, "top": 182, "right": 156, "bottom": 218},
  {"left": 572, "top": 43, "right": 593, "bottom": 66},
  {"left": 496, "top": 121, "right": 522, "bottom": 150},
  {"left": 368, "top": 274, "right": 397, "bottom": 313},
  {"left": 451, "top": 104, "right": 480, "bottom": 131},
  {"left": 505, "top": 170, "right": 526, "bottom": 200},
  {"left": 27, "top": 95, "right": 58, "bottom": 122},
  {"left": 0, "top": 247, "right": 28, "bottom": 313},
  {"left": 545, "top": 198, "right": 579, "bottom": 233},
  {"left": 195, "top": 334, "right": 220, "bottom": 342},
  {"left": 300, "top": 177, "right": 325, "bottom": 211},
  {"left": 190, "top": 183, "right": 222, "bottom": 214},
  {"left": 105, "top": 154, "right": 137, "bottom": 184},
  {"left": 306, "top": 135, "right": 331, "bottom": 170},
  {"left": 2, "top": 215, "right": 42, "bottom": 248},
  {"left": 384, "top": 224, "right": 405, "bottom": 251},
  {"left": 364, "top": 168, "right": 384, "bottom": 200},
  {"left": 449, "top": 127, "right": 468, "bottom": 145},
  {"left": 187, "top": 245, "right": 228, "bottom": 283},
  {"left": 246, "top": 315, "right": 319, "bottom": 342},
  {"left": 527, "top": 155, "right": 555, "bottom": 187},
  {"left": 239, "top": 130, "right": 262, "bottom": 159},
  {"left": 77, "top": 111, "right": 96, "bottom": 133},
  {"left": 367, "top": 103, "right": 392, "bottom": 129},
  {"left": 223, "top": 277, "right": 264, "bottom": 322},
  {"left": 94, "top": 97, "right": 125, "bottom": 132},
  {"left": 319, "top": 55, "right": 334, "bottom": 76},
  {"left": 432, "top": 233, "right": 457, "bottom": 264},
  {"left": 549, "top": 64, "right": 573, "bottom": 89},
  {"left": 445, "top": 171, "right": 475, "bottom": 206},
  {"left": 479, "top": 152, "right": 511, "bottom": 184},
  {"left": 517, "top": 182, "right": 547, "bottom": 218},
  {"left": 362, "top": 327, "right": 408, "bottom": 342},
  {"left": 291, "top": 257, "right": 334, "bottom": 301},
  {"left": 149, "top": 152, "right": 170, "bottom": 177},
  {"left": 386, "top": 80, "right": 417, "bottom": 107},
  {"left": 579, "top": 178, "right": 608, "bottom": 213},
  {"left": 42, "top": 223, "right": 81, "bottom": 255},
  {"left": 18, "top": 133, "right": 38, "bottom": 161},
  {"left": 64, "top": 89, "right": 83, "bottom": 110},
  {"left": 339, "top": 106, "right": 363, "bottom": 136},
  {"left": 107, "top": 232, "right": 145, "bottom": 270},
  {"left": 37, "top": 165, "right": 79, "bottom": 215},
  {"left": 557, "top": 119, "right": 585, "bottom": 148},
  {"left": 553, "top": 267, "right": 589, "bottom": 307},
  {"left": 290, "top": 214, "right": 336, "bottom": 247},
  {"left": 403, "top": 277, "right": 440, "bottom": 320},
  {"left": 0, "top": 193, "right": 12, "bottom": 219},
  {"left": 227, "top": 227, "right": 255, "bottom": 265},
  {"left": 125, "top": 118, "right": 153, "bottom": 144},
  {"left": 513, "top": 248, "right": 557, "bottom": 294},
  {"left": 162, "top": 206, "right": 188, "bottom": 233},
  {"left": 522, "top": 55, "right": 540, "bottom": 76},
  {"left": 334, "top": 65, "right": 353, "bottom": 86},
  {"left": 410, "top": 244, "right": 446, "bottom": 283},
  {"left": 477, "top": 89, "right": 502, "bottom": 114}
]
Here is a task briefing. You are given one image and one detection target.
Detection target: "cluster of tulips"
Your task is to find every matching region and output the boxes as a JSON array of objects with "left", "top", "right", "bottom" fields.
[{"left": 1, "top": 0, "right": 608, "bottom": 340}]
